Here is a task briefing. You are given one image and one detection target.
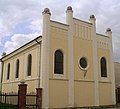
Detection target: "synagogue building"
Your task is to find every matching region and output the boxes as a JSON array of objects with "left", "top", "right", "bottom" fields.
[{"left": 0, "top": 6, "right": 116, "bottom": 108}]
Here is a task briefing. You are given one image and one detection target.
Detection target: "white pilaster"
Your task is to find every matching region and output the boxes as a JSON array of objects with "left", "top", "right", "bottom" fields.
[
  {"left": 41, "top": 8, "right": 51, "bottom": 108},
  {"left": 0, "top": 53, "right": 6, "bottom": 93},
  {"left": 106, "top": 28, "right": 116, "bottom": 105},
  {"left": 66, "top": 6, "right": 74, "bottom": 107},
  {"left": 0, "top": 61, "right": 2, "bottom": 92},
  {"left": 89, "top": 15, "right": 99, "bottom": 106}
]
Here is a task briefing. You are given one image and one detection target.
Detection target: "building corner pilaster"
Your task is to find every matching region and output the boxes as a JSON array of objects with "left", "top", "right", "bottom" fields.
[
  {"left": 106, "top": 28, "right": 116, "bottom": 105},
  {"left": 89, "top": 15, "right": 99, "bottom": 106},
  {"left": 66, "top": 6, "right": 74, "bottom": 107},
  {"left": 41, "top": 8, "right": 51, "bottom": 109}
]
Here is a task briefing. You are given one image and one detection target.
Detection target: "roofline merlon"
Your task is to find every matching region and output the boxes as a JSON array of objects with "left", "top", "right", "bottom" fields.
[
  {"left": 96, "top": 33, "right": 109, "bottom": 38},
  {"left": 50, "top": 20, "right": 69, "bottom": 26},
  {"left": 73, "top": 18, "right": 92, "bottom": 25}
]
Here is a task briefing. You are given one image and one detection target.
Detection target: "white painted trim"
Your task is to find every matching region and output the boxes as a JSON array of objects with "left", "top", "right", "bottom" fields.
[
  {"left": 50, "top": 20, "right": 69, "bottom": 30},
  {"left": 41, "top": 13, "right": 50, "bottom": 108},
  {"left": 53, "top": 49, "right": 66, "bottom": 79},
  {"left": 78, "top": 56, "right": 90, "bottom": 71},
  {"left": 98, "top": 56, "right": 110, "bottom": 81},
  {"left": 90, "top": 20, "right": 99, "bottom": 106},
  {"left": 66, "top": 10, "right": 74, "bottom": 107},
  {"left": 2, "top": 77, "right": 39, "bottom": 84},
  {"left": 107, "top": 33, "right": 116, "bottom": 105},
  {"left": 68, "top": 39, "right": 74, "bottom": 107},
  {"left": 74, "top": 79, "right": 94, "bottom": 82}
]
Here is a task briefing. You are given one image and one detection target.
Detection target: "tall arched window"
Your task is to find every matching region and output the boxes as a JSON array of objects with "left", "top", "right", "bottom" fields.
[
  {"left": 15, "top": 59, "right": 19, "bottom": 78},
  {"left": 100, "top": 57, "right": 107, "bottom": 77},
  {"left": 7, "top": 63, "right": 10, "bottom": 80},
  {"left": 54, "top": 50, "right": 63, "bottom": 74},
  {"left": 27, "top": 54, "right": 32, "bottom": 76}
]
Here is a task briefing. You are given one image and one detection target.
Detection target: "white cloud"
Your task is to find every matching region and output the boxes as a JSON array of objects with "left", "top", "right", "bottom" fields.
[
  {"left": 0, "top": 0, "right": 42, "bottom": 40},
  {"left": 0, "top": 0, "right": 120, "bottom": 62},
  {"left": 4, "top": 32, "right": 40, "bottom": 53},
  {"left": 28, "top": 19, "right": 42, "bottom": 33}
]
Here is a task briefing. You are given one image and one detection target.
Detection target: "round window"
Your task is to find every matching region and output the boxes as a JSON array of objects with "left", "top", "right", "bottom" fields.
[{"left": 79, "top": 57, "right": 87, "bottom": 69}]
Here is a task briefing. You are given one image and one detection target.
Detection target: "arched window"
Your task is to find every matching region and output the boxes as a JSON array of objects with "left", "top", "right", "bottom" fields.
[
  {"left": 27, "top": 54, "right": 32, "bottom": 76},
  {"left": 54, "top": 50, "right": 63, "bottom": 74},
  {"left": 100, "top": 57, "right": 107, "bottom": 77},
  {"left": 15, "top": 59, "right": 19, "bottom": 78},
  {"left": 7, "top": 63, "right": 10, "bottom": 80}
]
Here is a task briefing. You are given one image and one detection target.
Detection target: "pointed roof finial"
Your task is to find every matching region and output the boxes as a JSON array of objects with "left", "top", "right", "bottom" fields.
[
  {"left": 66, "top": 6, "right": 73, "bottom": 12},
  {"left": 106, "top": 28, "right": 111, "bottom": 32},
  {"left": 67, "top": 6, "right": 72, "bottom": 10},
  {"left": 2, "top": 52, "right": 6, "bottom": 57},
  {"left": 42, "top": 8, "right": 51, "bottom": 15},
  {"left": 90, "top": 15, "right": 95, "bottom": 19}
]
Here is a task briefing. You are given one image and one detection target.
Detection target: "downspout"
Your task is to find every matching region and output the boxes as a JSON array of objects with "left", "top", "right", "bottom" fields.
[
  {"left": 35, "top": 36, "right": 42, "bottom": 88},
  {"left": 0, "top": 59, "right": 4, "bottom": 93}
]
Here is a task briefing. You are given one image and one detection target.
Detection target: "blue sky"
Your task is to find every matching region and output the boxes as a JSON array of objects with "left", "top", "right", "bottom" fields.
[{"left": 0, "top": 0, "right": 120, "bottom": 62}]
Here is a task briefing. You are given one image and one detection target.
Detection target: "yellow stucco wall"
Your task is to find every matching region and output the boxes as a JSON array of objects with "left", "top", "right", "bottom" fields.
[
  {"left": 99, "top": 82, "right": 112, "bottom": 105},
  {"left": 2, "top": 80, "right": 37, "bottom": 93},
  {"left": 74, "top": 37, "right": 94, "bottom": 80},
  {"left": 49, "top": 22, "right": 96, "bottom": 107},
  {"left": 49, "top": 25, "right": 69, "bottom": 108},
  {"left": 25, "top": 80, "right": 38, "bottom": 93},
  {"left": 74, "top": 81, "right": 95, "bottom": 107},
  {"left": 73, "top": 27, "right": 95, "bottom": 107},
  {"left": 2, "top": 44, "right": 40, "bottom": 93},
  {"left": 49, "top": 25, "right": 68, "bottom": 79},
  {"left": 49, "top": 79, "right": 68, "bottom": 108},
  {"left": 97, "top": 48, "right": 112, "bottom": 105}
]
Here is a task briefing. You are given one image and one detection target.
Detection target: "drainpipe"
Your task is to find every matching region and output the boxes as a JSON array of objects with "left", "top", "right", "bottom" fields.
[
  {"left": 0, "top": 52, "right": 6, "bottom": 93},
  {"left": 0, "top": 59, "right": 4, "bottom": 93},
  {"left": 35, "top": 36, "right": 42, "bottom": 88}
]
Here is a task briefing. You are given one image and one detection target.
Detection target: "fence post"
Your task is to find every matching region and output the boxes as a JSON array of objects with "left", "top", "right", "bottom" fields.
[
  {"left": 5, "top": 93, "right": 6, "bottom": 104},
  {"left": 18, "top": 81, "right": 27, "bottom": 109},
  {"left": 36, "top": 88, "right": 42, "bottom": 109}
]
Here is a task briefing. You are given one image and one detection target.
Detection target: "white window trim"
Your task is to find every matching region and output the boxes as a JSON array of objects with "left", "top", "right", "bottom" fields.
[
  {"left": 99, "top": 56, "right": 110, "bottom": 82},
  {"left": 78, "top": 56, "right": 89, "bottom": 71},
  {"left": 53, "top": 49, "right": 66, "bottom": 79}
]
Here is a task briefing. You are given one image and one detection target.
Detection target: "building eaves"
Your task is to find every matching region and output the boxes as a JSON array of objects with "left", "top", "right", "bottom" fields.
[
  {"left": 96, "top": 33, "right": 109, "bottom": 38},
  {"left": 73, "top": 18, "right": 92, "bottom": 25},
  {"left": 1, "top": 36, "right": 42, "bottom": 61},
  {"left": 50, "top": 20, "right": 69, "bottom": 26}
]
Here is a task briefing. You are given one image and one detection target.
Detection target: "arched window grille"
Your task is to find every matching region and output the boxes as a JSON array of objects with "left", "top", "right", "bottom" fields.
[
  {"left": 100, "top": 57, "right": 107, "bottom": 77},
  {"left": 7, "top": 63, "right": 10, "bottom": 80},
  {"left": 15, "top": 59, "right": 19, "bottom": 78},
  {"left": 27, "top": 54, "right": 32, "bottom": 76},
  {"left": 54, "top": 50, "right": 63, "bottom": 74}
]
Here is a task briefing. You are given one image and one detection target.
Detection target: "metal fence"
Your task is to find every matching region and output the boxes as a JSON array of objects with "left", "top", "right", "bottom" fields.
[
  {"left": 0, "top": 92, "right": 37, "bottom": 109},
  {"left": 0, "top": 84, "right": 42, "bottom": 109},
  {"left": 0, "top": 92, "right": 18, "bottom": 109},
  {"left": 116, "top": 87, "right": 120, "bottom": 104},
  {"left": 26, "top": 92, "right": 37, "bottom": 109}
]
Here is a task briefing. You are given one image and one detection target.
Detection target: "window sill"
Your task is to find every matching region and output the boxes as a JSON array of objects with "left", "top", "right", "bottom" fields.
[
  {"left": 53, "top": 74, "right": 66, "bottom": 79},
  {"left": 99, "top": 77, "right": 111, "bottom": 83}
]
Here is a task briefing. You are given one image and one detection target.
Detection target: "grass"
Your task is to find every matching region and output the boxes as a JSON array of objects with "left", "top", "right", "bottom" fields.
[{"left": 0, "top": 103, "right": 18, "bottom": 109}]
